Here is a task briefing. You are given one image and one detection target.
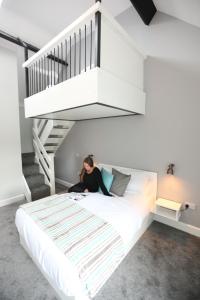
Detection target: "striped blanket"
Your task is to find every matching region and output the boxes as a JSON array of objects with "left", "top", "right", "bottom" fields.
[{"left": 20, "top": 194, "right": 124, "bottom": 298}]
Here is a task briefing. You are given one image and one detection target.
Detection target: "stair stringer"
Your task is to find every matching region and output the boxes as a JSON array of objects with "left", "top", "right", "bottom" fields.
[{"left": 32, "top": 119, "right": 75, "bottom": 198}]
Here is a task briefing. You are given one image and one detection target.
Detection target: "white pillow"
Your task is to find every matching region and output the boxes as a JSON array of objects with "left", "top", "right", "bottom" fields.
[{"left": 126, "top": 172, "right": 150, "bottom": 193}]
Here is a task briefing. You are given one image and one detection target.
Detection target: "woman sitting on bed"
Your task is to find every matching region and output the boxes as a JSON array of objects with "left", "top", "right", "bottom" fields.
[{"left": 68, "top": 155, "right": 111, "bottom": 196}]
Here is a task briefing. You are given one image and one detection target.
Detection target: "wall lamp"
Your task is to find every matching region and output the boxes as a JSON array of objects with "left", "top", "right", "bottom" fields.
[{"left": 167, "top": 163, "right": 175, "bottom": 175}]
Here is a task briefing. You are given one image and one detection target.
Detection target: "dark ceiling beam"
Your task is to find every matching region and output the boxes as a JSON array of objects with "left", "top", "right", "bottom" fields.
[
  {"left": 0, "top": 29, "right": 39, "bottom": 52},
  {"left": 0, "top": 29, "right": 68, "bottom": 66},
  {"left": 130, "top": 0, "right": 157, "bottom": 25}
]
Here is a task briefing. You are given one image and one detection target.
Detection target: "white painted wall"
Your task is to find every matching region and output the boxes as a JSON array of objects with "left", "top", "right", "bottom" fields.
[
  {"left": 17, "top": 47, "right": 33, "bottom": 153},
  {"left": 0, "top": 2, "right": 55, "bottom": 153},
  {"left": 0, "top": 6, "right": 53, "bottom": 48},
  {"left": 55, "top": 10, "right": 200, "bottom": 228},
  {"left": 0, "top": 38, "right": 34, "bottom": 154},
  {"left": 101, "top": 14, "right": 144, "bottom": 89},
  {"left": 0, "top": 45, "right": 24, "bottom": 201}
]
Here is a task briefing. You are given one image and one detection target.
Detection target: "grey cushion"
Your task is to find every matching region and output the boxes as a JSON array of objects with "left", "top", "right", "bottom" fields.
[{"left": 110, "top": 168, "right": 131, "bottom": 196}]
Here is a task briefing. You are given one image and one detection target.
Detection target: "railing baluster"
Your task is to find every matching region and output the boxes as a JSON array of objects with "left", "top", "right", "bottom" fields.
[
  {"left": 79, "top": 29, "right": 81, "bottom": 74},
  {"left": 31, "top": 66, "right": 33, "bottom": 96},
  {"left": 33, "top": 64, "right": 35, "bottom": 94},
  {"left": 57, "top": 45, "right": 60, "bottom": 84},
  {"left": 39, "top": 59, "right": 41, "bottom": 92},
  {"left": 35, "top": 63, "right": 37, "bottom": 94},
  {"left": 43, "top": 57, "right": 45, "bottom": 90},
  {"left": 24, "top": 48, "right": 29, "bottom": 97},
  {"left": 38, "top": 61, "right": 40, "bottom": 92},
  {"left": 70, "top": 36, "right": 72, "bottom": 78},
  {"left": 90, "top": 20, "right": 92, "bottom": 69},
  {"left": 65, "top": 40, "right": 68, "bottom": 80},
  {"left": 43, "top": 58, "right": 44, "bottom": 90},
  {"left": 28, "top": 67, "right": 31, "bottom": 96},
  {"left": 44, "top": 56, "right": 46, "bottom": 89},
  {"left": 41, "top": 58, "right": 43, "bottom": 91},
  {"left": 74, "top": 32, "right": 76, "bottom": 77},
  {"left": 36, "top": 61, "right": 38, "bottom": 93},
  {"left": 50, "top": 51, "right": 53, "bottom": 86},
  {"left": 61, "top": 42, "right": 63, "bottom": 82},
  {"left": 41, "top": 59, "right": 42, "bottom": 91},
  {"left": 29, "top": 67, "right": 31, "bottom": 96},
  {"left": 41, "top": 58, "right": 44, "bottom": 91},
  {"left": 47, "top": 54, "right": 49, "bottom": 88},
  {"left": 53, "top": 48, "right": 56, "bottom": 85},
  {"left": 85, "top": 24, "right": 87, "bottom": 72},
  {"left": 32, "top": 66, "right": 33, "bottom": 95},
  {"left": 95, "top": 10, "right": 101, "bottom": 67}
]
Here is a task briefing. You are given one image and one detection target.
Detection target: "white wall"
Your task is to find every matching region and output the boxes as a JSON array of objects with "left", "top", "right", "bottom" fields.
[
  {"left": 55, "top": 10, "right": 200, "bottom": 228},
  {"left": 17, "top": 47, "right": 34, "bottom": 153},
  {"left": 0, "top": 45, "right": 24, "bottom": 201},
  {"left": 0, "top": 39, "right": 34, "bottom": 154},
  {"left": 0, "top": 6, "right": 53, "bottom": 48},
  {"left": 0, "top": 5, "right": 54, "bottom": 154}
]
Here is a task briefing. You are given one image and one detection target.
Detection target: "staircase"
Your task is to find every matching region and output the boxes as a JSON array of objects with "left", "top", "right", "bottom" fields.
[
  {"left": 22, "top": 119, "right": 74, "bottom": 201},
  {"left": 22, "top": 153, "right": 50, "bottom": 201}
]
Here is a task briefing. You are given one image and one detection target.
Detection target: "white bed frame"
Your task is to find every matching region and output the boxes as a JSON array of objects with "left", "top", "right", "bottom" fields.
[{"left": 19, "top": 163, "right": 157, "bottom": 300}]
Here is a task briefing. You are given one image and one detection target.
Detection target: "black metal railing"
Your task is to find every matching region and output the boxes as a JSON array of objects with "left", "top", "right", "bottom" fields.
[{"left": 27, "top": 14, "right": 101, "bottom": 97}]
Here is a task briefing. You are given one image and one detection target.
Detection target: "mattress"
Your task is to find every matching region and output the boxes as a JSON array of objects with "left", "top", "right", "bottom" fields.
[{"left": 15, "top": 190, "right": 152, "bottom": 300}]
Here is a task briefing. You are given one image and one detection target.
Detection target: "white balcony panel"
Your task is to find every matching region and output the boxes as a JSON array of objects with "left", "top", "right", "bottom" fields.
[
  {"left": 101, "top": 14, "right": 145, "bottom": 90},
  {"left": 24, "top": 68, "right": 145, "bottom": 121},
  {"left": 24, "top": 68, "right": 98, "bottom": 118},
  {"left": 97, "top": 68, "right": 145, "bottom": 115}
]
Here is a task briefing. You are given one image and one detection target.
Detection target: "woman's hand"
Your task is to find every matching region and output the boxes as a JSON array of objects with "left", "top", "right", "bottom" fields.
[{"left": 84, "top": 189, "right": 89, "bottom": 193}]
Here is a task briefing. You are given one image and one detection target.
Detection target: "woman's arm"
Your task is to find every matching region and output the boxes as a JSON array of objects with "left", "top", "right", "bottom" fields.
[
  {"left": 95, "top": 168, "right": 111, "bottom": 196},
  {"left": 80, "top": 167, "right": 85, "bottom": 182}
]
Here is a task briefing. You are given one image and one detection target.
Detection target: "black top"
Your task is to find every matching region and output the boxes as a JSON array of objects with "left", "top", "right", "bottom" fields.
[{"left": 83, "top": 167, "right": 111, "bottom": 196}]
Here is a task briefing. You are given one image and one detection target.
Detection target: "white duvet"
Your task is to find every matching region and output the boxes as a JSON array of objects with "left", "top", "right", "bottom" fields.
[{"left": 15, "top": 192, "right": 150, "bottom": 300}]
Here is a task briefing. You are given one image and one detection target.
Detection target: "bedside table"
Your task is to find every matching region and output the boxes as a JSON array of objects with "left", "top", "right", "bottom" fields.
[{"left": 155, "top": 198, "right": 182, "bottom": 221}]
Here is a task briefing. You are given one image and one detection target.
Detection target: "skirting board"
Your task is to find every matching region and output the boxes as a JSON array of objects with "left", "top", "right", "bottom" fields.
[
  {"left": 154, "top": 214, "right": 200, "bottom": 238},
  {"left": 0, "top": 194, "right": 25, "bottom": 208},
  {"left": 55, "top": 178, "right": 73, "bottom": 188}
]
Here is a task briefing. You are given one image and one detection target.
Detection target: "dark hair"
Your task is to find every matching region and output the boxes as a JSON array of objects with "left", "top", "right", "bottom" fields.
[{"left": 83, "top": 155, "right": 94, "bottom": 167}]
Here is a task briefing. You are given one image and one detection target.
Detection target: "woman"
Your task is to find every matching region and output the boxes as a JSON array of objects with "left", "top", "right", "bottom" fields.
[{"left": 68, "top": 155, "right": 111, "bottom": 196}]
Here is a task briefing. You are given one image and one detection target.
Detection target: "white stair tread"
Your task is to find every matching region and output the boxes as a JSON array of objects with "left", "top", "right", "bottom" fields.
[
  {"left": 53, "top": 120, "right": 74, "bottom": 127},
  {"left": 44, "top": 145, "right": 58, "bottom": 151},
  {"left": 46, "top": 137, "right": 63, "bottom": 144},
  {"left": 51, "top": 128, "right": 70, "bottom": 135}
]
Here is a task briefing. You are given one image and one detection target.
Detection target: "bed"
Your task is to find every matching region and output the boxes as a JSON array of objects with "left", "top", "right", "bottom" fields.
[{"left": 15, "top": 164, "right": 157, "bottom": 300}]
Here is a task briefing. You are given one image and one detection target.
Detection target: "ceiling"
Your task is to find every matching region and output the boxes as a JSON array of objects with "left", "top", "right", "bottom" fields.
[
  {"left": 154, "top": 0, "right": 200, "bottom": 29},
  {"left": 1, "top": 0, "right": 200, "bottom": 38},
  {"left": 2, "top": 0, "right": 131, "bottom": 35}
]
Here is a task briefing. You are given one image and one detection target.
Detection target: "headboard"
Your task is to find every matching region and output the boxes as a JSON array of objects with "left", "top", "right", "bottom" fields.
[{"left": 97, "top": 163, "right": 157, "bottom": 210}]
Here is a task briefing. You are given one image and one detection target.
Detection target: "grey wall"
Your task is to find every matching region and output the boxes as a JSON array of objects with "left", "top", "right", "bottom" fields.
[{"left": 55, "top": 10, "right": 200, "bottom": 228}]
